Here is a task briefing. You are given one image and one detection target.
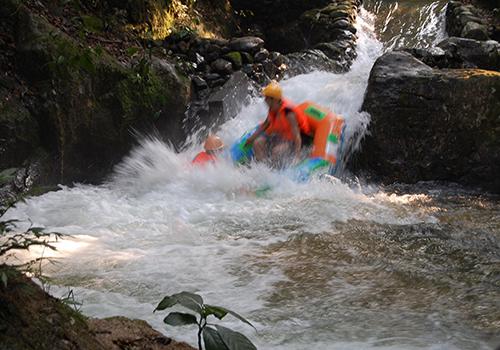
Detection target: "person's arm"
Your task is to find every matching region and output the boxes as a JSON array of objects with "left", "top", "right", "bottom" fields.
[
  {"left": 286, "top": 111, "right": 301, "bottom": 158},
  {"left": 245, "top": 118, "right": 270, "bottom": 146}
]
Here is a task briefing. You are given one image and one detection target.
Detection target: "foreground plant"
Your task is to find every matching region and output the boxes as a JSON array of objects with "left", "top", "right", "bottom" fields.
[
  {"left": 0, "top": 205, "right": 63, "bottom": 287},
  {"left": 154, "top": 291, "right": 257, "bottom": 350}
]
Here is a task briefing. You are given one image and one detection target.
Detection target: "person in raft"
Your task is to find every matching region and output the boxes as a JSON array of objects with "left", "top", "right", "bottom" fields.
[
  {"left": 192, "top": 134, "right": 225, "bottom": 166},
  {"left": 244, "top": 80, "right": 311, "bottom": 167}
]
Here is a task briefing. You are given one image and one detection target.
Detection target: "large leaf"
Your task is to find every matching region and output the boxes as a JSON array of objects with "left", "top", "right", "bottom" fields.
[
  {"left": 225, "top": 309, "right": 256, "bottom": 330},
  {"left": 172, "top": 291, "right": 204, "bottom": 313},
  {"left": 203, "top": 304, "right": 228, "bottom": 320},
  {"left": 215, "top": 325, "right": 257, "bottom": 350},
  {"left": 163, "top": 312, "right": 198, "bottom": 326},
  {"left": 154, "top": 291, "right": 204, "bottom": 313},
  {"left": 154, "top": 295, "right": 178, "bottom": 312},
  {"left": 203, "top": 326, "right": 229, "bottom": 350}
]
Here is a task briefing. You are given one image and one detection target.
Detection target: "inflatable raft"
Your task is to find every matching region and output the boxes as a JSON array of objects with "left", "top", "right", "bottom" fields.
[{"left": 230, "top": 101, "right": 346, "bottom": 181}]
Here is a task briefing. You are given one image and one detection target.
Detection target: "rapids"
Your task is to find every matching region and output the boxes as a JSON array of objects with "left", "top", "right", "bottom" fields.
[{"left": 3, "top": 2, "right": 499, "bottom": 350}]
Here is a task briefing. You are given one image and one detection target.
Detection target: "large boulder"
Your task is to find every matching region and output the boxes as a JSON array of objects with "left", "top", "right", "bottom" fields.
[{"left": 352, "top": 51, "right": 500, "bottom": 192}]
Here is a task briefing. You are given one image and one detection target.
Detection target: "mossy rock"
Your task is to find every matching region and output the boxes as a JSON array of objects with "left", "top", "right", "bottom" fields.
[
  {"left": 0, "top": 84, "right": 40, "bottom": 169},
  {"left": 224, "top": 51, "right": 243, "bottom": 69},
  {"left": 11, "top": 5, "right": 190, "bottom": 184}
]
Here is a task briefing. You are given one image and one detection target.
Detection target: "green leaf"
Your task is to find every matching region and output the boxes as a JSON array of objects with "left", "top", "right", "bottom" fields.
[
  {"left": 203, "top": 326, "right": 229, "bottom": 350},
  {"left": 155, "top": 291, "right": 204, "bottom": 313},
  {"left": 1, "top": 272, "right": 8, "bottom": 288},
  {"left": 215, "top": 325, "right": 257, "bottom": 350},
  {"left": 172, "top": 291, "right": 203, "bottom": 313},
  {"left": 154, "top": 295, "right": 178, "bottom": 312},
  {"left": 225, "top": 309, "right": 256, "bottom": 330},
  {"left": 163, "top": 312, "right": 198, "bottom": 326},
  {"left": 203, "top": 304, "right": 228, "bottom": 320}
]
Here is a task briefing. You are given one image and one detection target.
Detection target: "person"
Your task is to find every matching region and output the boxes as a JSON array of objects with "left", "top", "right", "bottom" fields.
[
  {"left": 192, "top": 134, "right": 224, "bottom": 166},
  {"left": 244, "top": 80, "right": 310, "bottom": 167}
]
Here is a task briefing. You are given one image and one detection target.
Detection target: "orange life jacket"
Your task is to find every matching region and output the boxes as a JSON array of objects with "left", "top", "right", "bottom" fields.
[
  {"left": 192, "top": 151, "right": 217, "bottom": 165},
  {"left": 264, "top": 99, "right": 311, "bottom": 140}
]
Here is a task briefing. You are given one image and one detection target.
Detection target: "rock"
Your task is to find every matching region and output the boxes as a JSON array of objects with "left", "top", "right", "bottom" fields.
[
  {"left": 194, "top": 52, "right": 205, "bottom": 66},
  {"left": 228, "top": 36, "right": 264, "bottom": 53},
  {"left": 461, "top": 21, "right": 490, "bottom": 40},
  {"left": 192, "top": 76, "right": 208, "bottom": 90},
  {"left": 240, "top": 51, "right": 254, "bottom": 64},
  {"left": 0, "top": 83, "right": 39, "bottom": 169},
  {"left": 205, "top": 72, "right": 222, "bottom": 81},
  {"left": 446, "top": 1, "right": 491, "bottom": 41},
  {"left": 352, "top": 51, "right": 500, "bottom": 193},
  {"left": 270, "top": 51, "right": 285, "bottom": 66},
  {"left": 205, "top": 51, "right": 220, "bottom": 62},
  {"left": 401, "top": 46, "right": 447, "bottom": 68},
  {"left": 88, "top": 317, "right": 194, "bottom": 350},
  {"left": 262, "top": 59, "right": 277, "bottom": 78},
  {"left": 224, "top": 51, "right": 243, "bottom": 69},
  {"left": 241, "top": 64, "right": 253, "bottom": 74},
  {"left": 437, "top": 37, "right": 500, "bottom": 70},
  {"left": 254, "top": 48, "right": 269, "bottom": 62},
  {"left": 285, "top": 49, "right": 344, "bottom": 76},
  {"left": 207, "top": 71, "right": 257, "bottom": 126},
  {"left": 211, "top": 58, "right": 233, "bottom": 74}
]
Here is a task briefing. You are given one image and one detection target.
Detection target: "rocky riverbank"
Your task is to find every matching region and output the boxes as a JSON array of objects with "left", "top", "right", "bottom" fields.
[{"left": 0, "top": 266, "right": 195, "bottom": 350}]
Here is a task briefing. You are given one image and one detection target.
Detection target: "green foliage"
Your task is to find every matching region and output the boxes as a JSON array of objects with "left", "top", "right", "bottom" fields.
[
  {"left": 155, "top": 291, "right": 257, "bottom": 350},
  {"left": 116, "top": 57, "right": 166, "bottom": 123},
  {"left": 47, "top": 37, "right": 103, "bottom": 79},
  {"left": 0, "top": 205, "right": 63, "bottom": 287}
]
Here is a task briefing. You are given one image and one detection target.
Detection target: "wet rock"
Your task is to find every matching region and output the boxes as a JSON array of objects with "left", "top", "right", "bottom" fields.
[
  {"left": 241, "top": 64, "right": 253, "bottom": 74},
  {"left": 461, "top": 21, "right": 489, "bottom": 40},
  {"left": 437, "top": 37, "right": 500, "bottom": 70},
  {"left": 285, "top": 49, "right": 344, "bottom": 76},
  {"left": 262, "top": 59, "right": 277, "bottom": 78},
  {"left": 352, "top": 51, "right": 500, "bottom": 193},
  {"left": 205, "top": 72, "right": 222, "bottom": 81},
  {"left": 194, "top": 52, "right": 205, "bottom": 66},
  {"left": 446, "top": 1, "right": 491, "bottom": 41},
  {"left": 192, "top": 76, "right": 208, "bottom": 90},
  {"left": 240, "top": 51, "right": 254, "bottom": 64},
  {"left": 270, "top": 51, "right": 285, "bottom": 66},
  {"left": 211, "top": 58, "right": 233, "bottom": 74},
  {"left": 402, "top": 46, "right": 447, "bottom": 68},
  {"left": 205, "top": 51, "right": 220, "bottom": 62},
  {"left": 207, "top": 71, "right": 256, "bottom": 127},
  {"left": 254, "top": 48, "right": 269, "bottom": 62},
  {"left": 228, "top": 36, "right": 264, "bottom": 53}
]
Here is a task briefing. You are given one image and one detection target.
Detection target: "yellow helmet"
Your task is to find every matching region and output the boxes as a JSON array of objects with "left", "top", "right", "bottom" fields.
[
  {"left": 262, "top": 80, "right": 282, "bottom": 100},
  {"left": 204, "top": 135, "right": 224, "bottom": 151}
]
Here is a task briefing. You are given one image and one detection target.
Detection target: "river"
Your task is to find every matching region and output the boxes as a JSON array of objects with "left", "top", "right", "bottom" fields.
[{"left": 4, "top": 1, "right": 500, "bottom": 349}]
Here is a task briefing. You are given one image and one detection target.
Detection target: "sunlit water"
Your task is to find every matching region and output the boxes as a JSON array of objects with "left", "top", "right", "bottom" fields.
[
  {"left": 3, "top": 4, "right": 500, "bottom": 350},
  {"left": 364, "top": 0, "right": 448, "bottom": 49}
]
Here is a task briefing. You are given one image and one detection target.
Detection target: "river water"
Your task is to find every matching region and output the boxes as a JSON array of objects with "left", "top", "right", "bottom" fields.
[{"left": 4, "top": 1, "right": 500, "bottom": 349}]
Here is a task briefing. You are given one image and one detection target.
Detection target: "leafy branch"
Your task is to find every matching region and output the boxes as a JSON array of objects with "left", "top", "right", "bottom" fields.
[
  {"left": 0, "top": 205, "right": 63, "bottom": 287},
  {"left": 154, "top": 291, "right": 257, "bottom": 350}
]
